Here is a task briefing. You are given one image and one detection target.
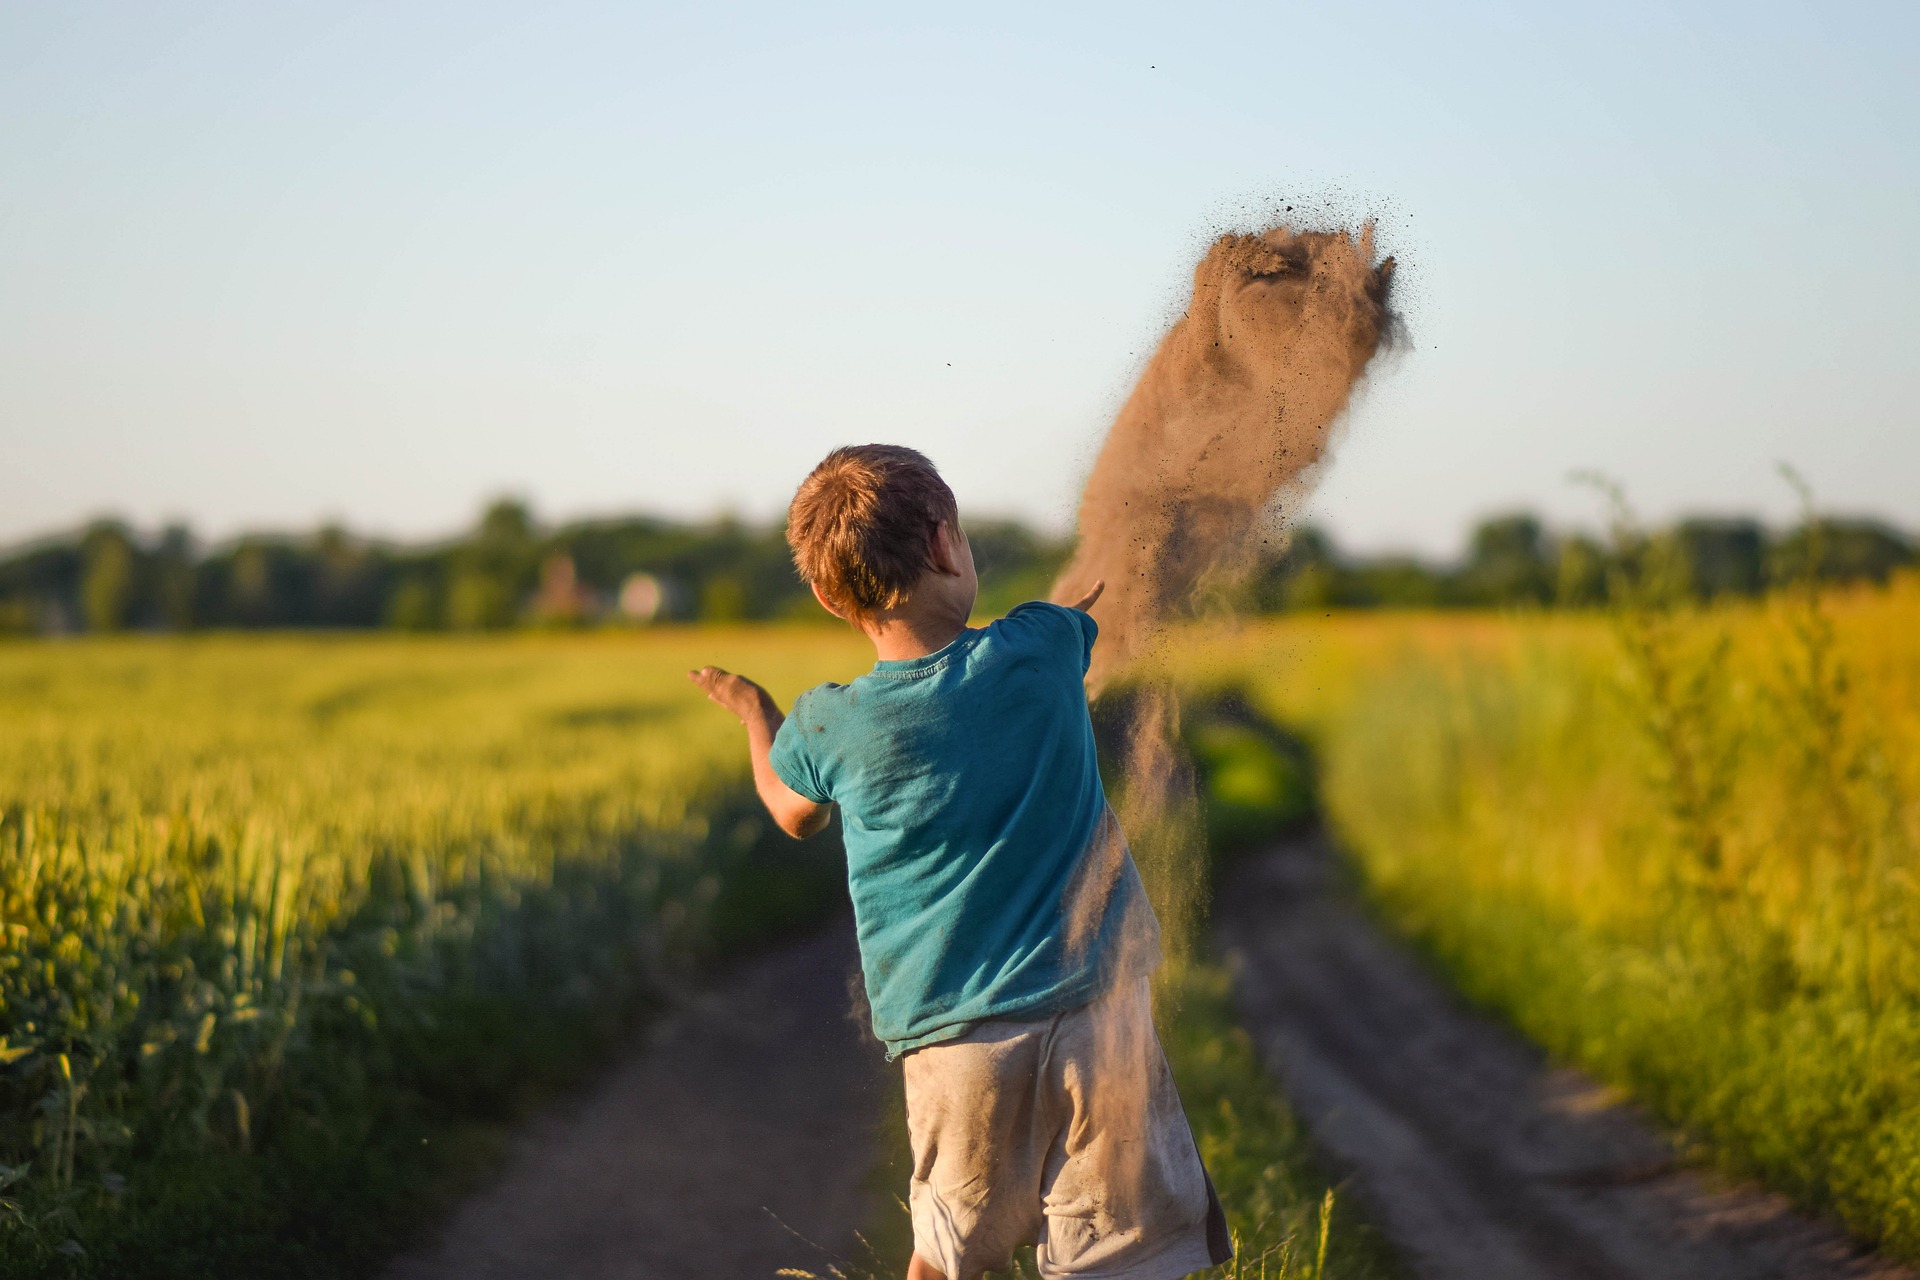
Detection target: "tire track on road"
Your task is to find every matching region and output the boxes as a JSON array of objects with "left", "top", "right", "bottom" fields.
[
  {"left": 383, "top": 921, "right": 886, "bottom": 1280},
  {"left": 1215, "top": 840, "right": 1915, "bottom": 1280}
]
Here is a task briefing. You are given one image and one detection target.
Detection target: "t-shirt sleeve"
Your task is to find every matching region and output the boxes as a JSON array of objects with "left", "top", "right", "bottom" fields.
[
  {"left": 1005, "top": 600, "right": 1099, "bottom": 675},
  {"left": 1067, "top": 605, "right": 1097, "bottom": 673},
  {"left": 769, "top": 698, "right": 833, "bottom": 804}
]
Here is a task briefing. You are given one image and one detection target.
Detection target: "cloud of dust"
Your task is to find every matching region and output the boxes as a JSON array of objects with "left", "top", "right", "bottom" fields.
[{"left": 1054, "top": 225, "right": 1398, "bottom": 967}]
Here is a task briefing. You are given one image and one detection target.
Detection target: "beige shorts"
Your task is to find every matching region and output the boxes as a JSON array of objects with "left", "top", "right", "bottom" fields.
[{"left": 902, "top": 977, "right": 1233, "bottom": 1280}]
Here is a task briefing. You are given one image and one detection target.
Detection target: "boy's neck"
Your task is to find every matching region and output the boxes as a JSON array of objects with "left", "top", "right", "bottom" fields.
[
  {"left": 839, "top": 520, "right": 979, "bottom": 662},
  {"left": 861, "top": 598, "right": 972, "bottom": 663}
]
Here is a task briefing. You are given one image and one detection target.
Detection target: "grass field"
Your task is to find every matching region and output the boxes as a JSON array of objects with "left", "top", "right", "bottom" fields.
[
  {"left": 0, "top": 627, "right": 1388, "bottom": 1279},
  {"left": 1175, "top": 574, "right": 1920, "bottom": 1259},
  {"left": 11, "top": 584, "right": 1917, "bottom": 1273},
  {"left": 0, "top": 630, "right": 870, "bottom": 1275}
]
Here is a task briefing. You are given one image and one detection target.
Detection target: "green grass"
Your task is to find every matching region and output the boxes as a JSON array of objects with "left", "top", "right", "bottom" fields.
[
  {"left": 1171, "top": 573, "right": 1920, "bottom": 1260},
  {"left": 1164, "top": 961, "right": 1400, "bottom": 1279}
]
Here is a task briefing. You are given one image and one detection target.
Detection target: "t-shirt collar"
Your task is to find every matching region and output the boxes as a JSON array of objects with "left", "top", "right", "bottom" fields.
[{"left": 867, "top": 626, "right": 980, "bottom": 679}]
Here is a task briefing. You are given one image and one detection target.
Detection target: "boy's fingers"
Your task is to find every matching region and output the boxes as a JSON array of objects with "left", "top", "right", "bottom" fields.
[{"left": 1069, "top": 579, "right": 1105, "bottom": 611}]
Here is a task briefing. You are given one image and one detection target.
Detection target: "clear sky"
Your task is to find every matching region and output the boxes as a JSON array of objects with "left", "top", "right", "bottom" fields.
[{"left": 3, "top": 1, "right": 1914, "bottom": 556}]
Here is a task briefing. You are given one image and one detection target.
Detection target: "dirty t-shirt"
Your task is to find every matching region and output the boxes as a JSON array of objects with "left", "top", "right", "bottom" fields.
[{"left": 769, "top": 601, "right": 1157, "bottom": 1058}]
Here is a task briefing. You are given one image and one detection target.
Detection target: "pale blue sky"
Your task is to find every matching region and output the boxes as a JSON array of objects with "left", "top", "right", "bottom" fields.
[{"left": 2, "top": 1, "right": 1914, "bottom": 554}]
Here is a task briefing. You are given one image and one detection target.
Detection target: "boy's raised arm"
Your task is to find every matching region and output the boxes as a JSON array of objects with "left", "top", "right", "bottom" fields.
[{"left": 687, "top": 666, "right": 832, "bottom": 840}]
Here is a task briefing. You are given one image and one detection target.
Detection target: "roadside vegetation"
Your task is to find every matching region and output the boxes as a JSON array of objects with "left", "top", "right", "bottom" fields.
[{"left": 1178, "top": 533, "right": 1920, "bottom": 1258}]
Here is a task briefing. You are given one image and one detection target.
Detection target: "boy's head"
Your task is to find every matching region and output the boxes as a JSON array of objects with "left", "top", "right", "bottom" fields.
[{"left": 787, "top": 444, "right": 972, "bottom": 625}]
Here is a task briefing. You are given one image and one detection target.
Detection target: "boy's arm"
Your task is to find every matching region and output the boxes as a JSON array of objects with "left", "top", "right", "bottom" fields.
[{"left": 687, "top": 666, "right": 832, "bottom": 839}]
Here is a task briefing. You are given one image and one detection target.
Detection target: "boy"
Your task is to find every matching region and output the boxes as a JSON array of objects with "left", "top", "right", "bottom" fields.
[{"left": 689, "top": 445, "right": 1232, "bottom": 1280}]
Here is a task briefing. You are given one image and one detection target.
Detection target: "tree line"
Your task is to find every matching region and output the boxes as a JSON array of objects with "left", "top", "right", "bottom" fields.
[
  {"left": 1255, "top": 512, "right": 1916, "bottom": 611},
  {"left": 0, "top": 501, "right": 1911, "bottom": 635}
]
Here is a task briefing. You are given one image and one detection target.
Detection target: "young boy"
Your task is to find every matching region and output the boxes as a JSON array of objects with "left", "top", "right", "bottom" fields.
[{"left": 689, "top": 444, "right": 1232, "bottom": 1280}]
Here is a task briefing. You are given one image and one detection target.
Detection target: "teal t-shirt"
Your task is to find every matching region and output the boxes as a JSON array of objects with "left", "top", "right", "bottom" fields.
[{"left": 769, "top": 601, "right": 1158, "bottom": 1058}]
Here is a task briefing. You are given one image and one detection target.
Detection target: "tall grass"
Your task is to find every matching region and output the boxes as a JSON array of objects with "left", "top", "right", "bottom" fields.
[
  {"left": 1174, "top": 571, "right": 1920, "bottom": 1257},
  {"left": 0, "top": 630, "right": 867, "bottom": 1277}
]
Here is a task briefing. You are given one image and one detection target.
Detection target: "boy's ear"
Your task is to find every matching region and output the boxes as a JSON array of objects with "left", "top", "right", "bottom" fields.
[
  {"left": 810, "top": 581, "right": 851, "bottom": 620},
  {"left": 927, "top": 520, "right": 962, "bottom": 575}
]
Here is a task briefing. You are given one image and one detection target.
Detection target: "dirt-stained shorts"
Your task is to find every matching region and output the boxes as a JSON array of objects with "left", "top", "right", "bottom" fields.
[{"left": 902, "top": 977, "right": 1233, "bottom": 1280}]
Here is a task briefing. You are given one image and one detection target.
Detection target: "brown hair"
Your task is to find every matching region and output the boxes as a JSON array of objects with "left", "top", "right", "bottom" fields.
[{"left": 786, "top": 444, "right": 959, "bottom": 619}]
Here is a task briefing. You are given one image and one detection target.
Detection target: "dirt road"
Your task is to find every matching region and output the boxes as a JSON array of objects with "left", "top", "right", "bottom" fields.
[
  {"left": 379, "top": 840, "right": 1916, "bottom": 1280},
  {"left": 1215, "top": 839, "right": 1915, "bottom": 1280},
  {"left": 382, "top": 921, "right": 888, "bottom": 1280}
]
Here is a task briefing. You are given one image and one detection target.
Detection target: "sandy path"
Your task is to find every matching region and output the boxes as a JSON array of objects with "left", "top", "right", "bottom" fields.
[
  {"left": 1215, "top": 839, "right": 1916, "bottom": 1280},
  {"left": 382, "top": 920, "right": 889, "bottom": 1280}
]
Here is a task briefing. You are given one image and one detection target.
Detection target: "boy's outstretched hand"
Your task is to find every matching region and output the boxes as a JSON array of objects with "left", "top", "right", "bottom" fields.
[
  {"left": 688, "top": 665, "right": 772, "bottom": 724},
  {"left": 1066, "top": 579, "right": 1104, "bottom": 612},
  {"left": 687, "top": 666, "right": 832, "bottom": 840}
]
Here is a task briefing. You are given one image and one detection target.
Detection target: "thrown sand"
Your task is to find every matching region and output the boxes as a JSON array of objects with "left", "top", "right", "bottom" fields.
[{"left": 1053, "top": 227, "right": 1396, "bottom": 690}]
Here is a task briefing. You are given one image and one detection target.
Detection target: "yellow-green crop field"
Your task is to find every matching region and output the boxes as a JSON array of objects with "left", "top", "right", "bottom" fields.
[
  {"left": 1177, "top": 575, "right": 1920, "bottom": 1259},
  {"left": 7, "top": 576, "right": 1915, "bottom": 1276},
  {"left": 0, "top": 627, "right": 1391, "bottom": 1280},
  {"left": 0, "top": 629, "right": 869, "bottom": 1276}
]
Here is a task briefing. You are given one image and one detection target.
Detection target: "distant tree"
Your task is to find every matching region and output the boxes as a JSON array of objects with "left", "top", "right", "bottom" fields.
[
  {"left": 1460, "top": 513, "right": 1552, "bottom": 606},
  {"left": 81, "top": 523, "right": 137, "bottom": 632},
  {"left": 446, "top": 571, "right": 513, "bottom": 630},
  {"left": 1349, "top": 557, "right": 1449, "bottom": 608},
  {"left": 155, "top": 524, "right": 197, "bottom": 629},
  {"left": 0, "top": 536, "right": 82, "bottom": 634},
  {"left": 6, "top": 501, "right": 1913, "bottom": 633},
  {"left": 1770, "top": 519, "right": 1914, "bottom": 587},
  {"left": 386, "top": 578, "right": 440, "bottom": 631},
  {"left": 1669, "top": 518, "right": 1766, "bottom": 598},
  {"left": 444, "top": 498, "right": 539, "bottom": 628},
  {"left": 1245, "top": 525, "right": 1345, "bottom": 611},
  {"left": 478, "top": 498, "right": 535, "bottom": 550},
  {"left": 1282, "top": 563, "right": 1343, "bottom": 611},
  {"left": 228, "top": 542, "right": 277, "bottom": 626},
  {"left": 311, "top": 524, "right": 391, "bottom": 625}
]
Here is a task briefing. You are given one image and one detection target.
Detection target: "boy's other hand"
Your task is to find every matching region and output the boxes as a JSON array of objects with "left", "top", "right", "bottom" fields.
[
  {"left": 1066, "top": 580, "right": 1105, "bottom": 612},
  {"left": 688, "top": 666, "right": 771, "bottom": 724},
  {"left": 688, "top": 665, "right": 830, "bottom": 839}
]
